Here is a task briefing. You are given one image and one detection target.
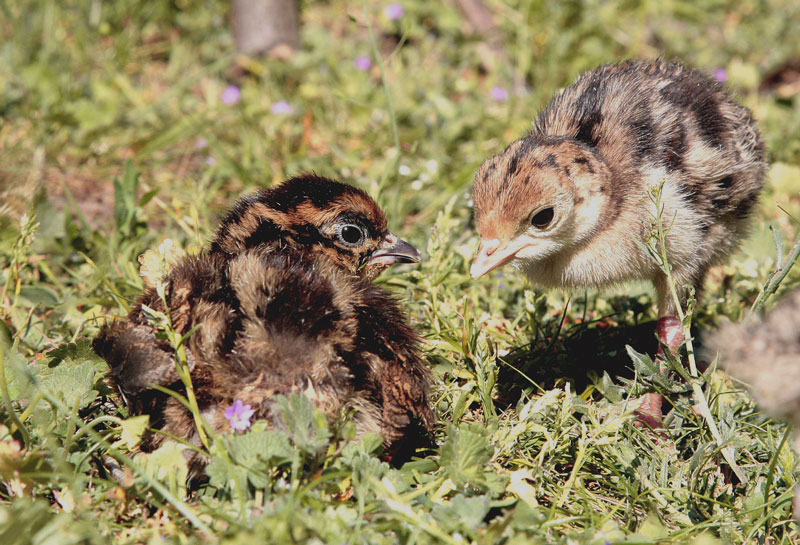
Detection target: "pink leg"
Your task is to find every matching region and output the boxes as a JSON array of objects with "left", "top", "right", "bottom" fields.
[
  {"left": 635, "top": 316, "right": 685, "bottom": 429},
  {"left": 635, "top": 393, "right": 664, "bottom": 429},
  {"left": 656, "top": 316, "right": 684, "bottom": 357}
]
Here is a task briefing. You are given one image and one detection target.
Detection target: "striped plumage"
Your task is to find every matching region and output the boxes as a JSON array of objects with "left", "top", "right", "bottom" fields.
[
  {"left": 94, "top": 176, "right": 433, "bottom": 474},
  {"left": 470, "top": 59, "right": 767, "bottom": 426},
  {"left": 210, "top": 175, "right": 415, "bottom": 280}
]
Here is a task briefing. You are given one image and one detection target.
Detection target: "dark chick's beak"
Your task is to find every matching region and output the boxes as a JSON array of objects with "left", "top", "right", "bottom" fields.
[{"left": 367, "top": 233, "right": 421, "bottom": 267}]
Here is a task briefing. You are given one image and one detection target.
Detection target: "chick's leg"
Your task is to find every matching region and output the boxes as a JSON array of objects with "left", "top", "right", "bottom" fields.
[
  {"left": 635, "top": 278, "right": 686, "bottom": 429},
  {"left": 635, "top": 393, "right": 664, "bottom": 429},
  {"left": 656, "top": 316, "right": 684, "bottom": 357},
  {"left": 635, "top": 316, "right": 685, "bottom": 427},
  {"left": 653, "top": 273, "right": 687, "bottom": 357}
]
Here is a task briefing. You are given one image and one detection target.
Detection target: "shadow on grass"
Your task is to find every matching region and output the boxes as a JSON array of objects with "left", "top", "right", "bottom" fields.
[
  {"left": 496, "top": 317, "right": 720, "bottom": 406},
  {"left": 496, "top": 320, "right": 663, "bottom": 402}
]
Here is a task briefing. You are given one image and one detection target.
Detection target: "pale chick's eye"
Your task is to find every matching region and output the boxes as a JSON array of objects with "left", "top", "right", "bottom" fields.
[
  {"left": 530, "top": 207, "right": 555, "bottom": 229},
  {"left": 337, "top": 223, "right": 366, "bottom": 246}
]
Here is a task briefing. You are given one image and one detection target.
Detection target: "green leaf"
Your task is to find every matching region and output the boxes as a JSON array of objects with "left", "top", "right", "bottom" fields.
[
  {"left": 595, "top": 371, "right": 625, "bottom": 403},
  {"left": 431, "top": 494, "right": 490, "bottom": 535},
  {"left": 274, "top": 394, "right": 331, "bottom": 454},
  {"left": 743, "top": 478, "right": 767, "bottom": 523},
  {"left": 37, "top": 361, "right": 97, "bottom": 411},
  {"left": 119, "top": 415, "right": 149, "bottom": 450},
  {"left": 440, "top": 422, "right": 493, "bottom": 488},
  {"left": 207, "top": 428, "right": 293, "bottom": 489},
  {"left": 18, "top": 286, "right": 60, "bottom": 307},
  {"left": 626, "top": 345, "right": 659, "bottom": 377},
  {"left": 205, "top": 459, "right": 247, "bottom": 495},
  {"left": 0, "top": 214, "right": 20, "bottom": 255},
  {"left": 510, "top": 500, "right": 547, "bottom": 531},
  {"left": 138, "top": 188, "right": 159, "bottom": 207},
  {"left": 0, "top": 320, "right": 12, "bottom": 351},
  {"left": 340, "top": 432, "right": 384, "bottom": 467},
  {"left": 0, "top": 347, "right": 31, "bottom": 401},
  {"left": 231, "top": 428, "right": 293, "bottom": 464},
  {"left": 625, "top": 345, "right": 687, "bottom": 394},
  {"left": 139, "top": 442, "right": 188, "bottom": 497},
  {"left": 47, "top": 339, "right": 107, "bottom": 375},
  {"left": 347, "top": 450, "right": 392, "bottom": 494}
]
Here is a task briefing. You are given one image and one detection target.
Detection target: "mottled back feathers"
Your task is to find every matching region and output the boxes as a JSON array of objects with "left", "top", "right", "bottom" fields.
[
  {"left": 475, "top": 60, "right": 766, "bottom": 238},
  {"left": 471, "top": 60, "right": 767, "bottom": 310},
  {"left": 94, "top": 176, "right": 433, "bottom": 472}
]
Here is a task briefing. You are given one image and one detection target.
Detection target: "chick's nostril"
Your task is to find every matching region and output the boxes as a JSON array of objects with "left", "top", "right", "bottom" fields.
[{"left": 480, "top": 239, "right": 501, "bottom": 257}]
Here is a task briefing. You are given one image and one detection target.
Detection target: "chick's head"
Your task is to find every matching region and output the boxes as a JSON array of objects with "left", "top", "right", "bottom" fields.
[
  {"left": 212, "top": 175, "right": 419, "bottom": 280},
  {"left": 471, "top": 136, "right": 611, "bottom": 279}
]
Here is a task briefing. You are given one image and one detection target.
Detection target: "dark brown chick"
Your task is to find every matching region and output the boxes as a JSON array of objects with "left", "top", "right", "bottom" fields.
[
  {"left": 94, "top": 175, "right": 433, "bottom": 473},
  {"left": 470, "top": 60, "right": 767, "bottom": 426}
]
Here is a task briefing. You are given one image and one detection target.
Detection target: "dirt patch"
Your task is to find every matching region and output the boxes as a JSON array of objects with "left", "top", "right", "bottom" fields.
[{"left": 47, "top": 169, "right": 116, "bottom": 229}]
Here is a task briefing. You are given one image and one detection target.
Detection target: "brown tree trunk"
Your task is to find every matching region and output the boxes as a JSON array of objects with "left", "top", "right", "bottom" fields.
[{"left": 231, "top": 0, "right": 300, "bottom": 55}]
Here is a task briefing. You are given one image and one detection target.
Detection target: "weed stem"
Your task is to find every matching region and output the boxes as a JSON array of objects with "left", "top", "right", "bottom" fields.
[
  {"left": 751, "top": 230, "right": 800, "bottom": 313},
  {"left": 650, "top": 183, "right": 747, "bottom": 484}
]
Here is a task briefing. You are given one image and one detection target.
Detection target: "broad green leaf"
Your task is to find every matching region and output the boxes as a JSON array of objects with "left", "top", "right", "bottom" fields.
[
  {"left": 596, "top": 371, "right": 625, "bottom": 403},
  {"left": 274, "top": 394, "right": 331, "bottom": 454},
  {"left": 47, "top": 340, "right": 107, "bottom": 376},
  {"left": 119, "top": 415, "right": 149, "bottom": 450},
  {"left": 440, "top": 422, "right": 492, "bottom": 488},
  {"left": 0, "top": 347, "right": 32, "bottom": 401},
  {"left": 18, "top": 286, "right": 60, "bottom": 307},
  {"left": 431, "top": 494, "right": 490, "bottom": 534},
  {"left": 139, "top": 442, "right": 188, "bottom": 497},
  {"left": 38, "top": 361, "right": 97, "bottom": 411},
  {"left": 207, "top": 429, "right": 293, "bottom": 489}
]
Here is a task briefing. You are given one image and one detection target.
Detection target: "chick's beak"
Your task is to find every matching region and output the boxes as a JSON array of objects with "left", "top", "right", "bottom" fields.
[
  {"left": 470, "top": 238, "right": 524, "bottom": 279},
  {"left": 367, "top": 233, "right": 421, "bottom": 267}
]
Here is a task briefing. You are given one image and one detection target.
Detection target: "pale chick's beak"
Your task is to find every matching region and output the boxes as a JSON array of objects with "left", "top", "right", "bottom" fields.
[
  {"left": 470, "top": 237, "right": 527, "bottom": 279},
  {"left": 367, "top": 232, "right": 421, "bottom": 267}
]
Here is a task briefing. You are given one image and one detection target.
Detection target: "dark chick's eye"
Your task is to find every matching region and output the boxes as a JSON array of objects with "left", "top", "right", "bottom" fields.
[
  {"left": 531, "top": 207, "right": 554, "bottom": 229},
  {"left": 337, "top": 224, "right": 365, "bottom": 246}
]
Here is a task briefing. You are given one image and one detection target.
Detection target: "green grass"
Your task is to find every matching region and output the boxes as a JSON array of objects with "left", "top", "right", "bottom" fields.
[{"left": 2, "top": 0, "right": 800, "bottom": 543}]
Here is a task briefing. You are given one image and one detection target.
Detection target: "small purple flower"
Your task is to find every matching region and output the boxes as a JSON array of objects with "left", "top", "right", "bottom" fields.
[
  {"left": 225, "top": 400, "right": 255, "bottom": 431},
  {"left": 271, "top": 100, "right": 295, "bottom": 115},
  {"left": 385, "top": 3, "right": 405, "bottom": 20},
  {"left": 195, "top": 137, "right": 208, "bottom": 149},
  {"left": 714, "top": 68, "right": 728, "bottom": 83},
  {"left": 355, "top": 55, "right": 372, "bottom": 72},
  {"left": 491, "top": 86, "right": 509, "bottom": 102},
  {"left": 221, "top": 85, "right": 241, "bottom": 105},
  {"left": 205, "top": 156, "right": 217, "bottom": 166}
]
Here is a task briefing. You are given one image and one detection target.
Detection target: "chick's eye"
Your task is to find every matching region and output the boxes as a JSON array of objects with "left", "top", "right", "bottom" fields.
[
  {"left": 337, "top": 224, "right": 365, "bottom": 246},
  {"left": 531, "top": 207, "right": 554, "bottom": 229}
]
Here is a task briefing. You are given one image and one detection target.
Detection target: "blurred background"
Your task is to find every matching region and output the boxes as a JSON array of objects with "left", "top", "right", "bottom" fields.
[
  {"left": 2, "top": 2, "right": 800, "bottom": 542},
  {"left": 1, "top": 0, "right": 799, "bottom": 240}
]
